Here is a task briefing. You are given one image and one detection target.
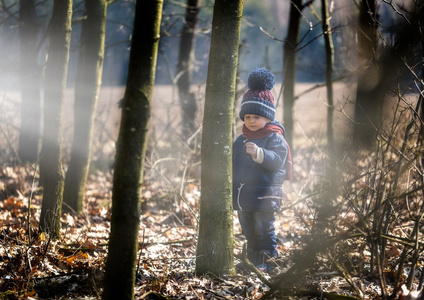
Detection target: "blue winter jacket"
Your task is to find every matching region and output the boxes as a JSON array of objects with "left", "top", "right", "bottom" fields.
[{"left": 232, "top": 122, "right": 288, "bottom": 211}]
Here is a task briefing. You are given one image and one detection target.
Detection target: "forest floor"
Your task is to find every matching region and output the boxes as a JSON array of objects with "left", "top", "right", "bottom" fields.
[
  {"left": 0, "top": 164, "right": 365, "bottom": 300},
  {"left": 0, "top": 83, "right": 421, "bottom": 299}
]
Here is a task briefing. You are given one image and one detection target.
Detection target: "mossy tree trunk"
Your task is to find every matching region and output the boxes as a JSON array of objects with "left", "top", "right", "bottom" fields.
[
  {"left": 176, "top": 0, "right": 201, "bottom": 140},
  {"left": 282, "top": 0, "right": 302, "bottom": 148},
  {"left": 195, "top": 0, "right": 244, "bottom": 276},
  {"left": 63, "top": 0, "right": 107, "bottom": 212},
  {"left": 102, "top": 0, "right": 163, "bottom": 299},
  {"left": 18, "top": 0, "right": 41, "bottom": 163},
  {"left": 39, "top": 0, "right": 73, "bottom": 238}
]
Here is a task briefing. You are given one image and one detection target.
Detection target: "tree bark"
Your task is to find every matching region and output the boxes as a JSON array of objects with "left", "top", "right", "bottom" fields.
[
  {"left": 353, "top": 0, "right": 382, "bottom": 149},
  {"left": 176, "top": 0, "right": 201, "bottom": 140},
  {"left": 321, "top": 0, "right": 339, "bottom": 193},
  {"left": 18, "top": 0, "right": 41, "bottom": 163},
  {"left": 38, "top": 0, "right": 73, "bottom": 238},
  {"left": 195, "top": 0, "right": 244, "bottom": 276},
  {"left": 321, "top": 0, "right": 334, "bottom": 151},
  {"left": 63, "top": 0, "right": 107, "bottom": 212},
  {"left": 102, "top": 0, "right": 163, "bottom": 299},
  {"left": 282, "top": 0, "right": 302, "bottom": 148}
]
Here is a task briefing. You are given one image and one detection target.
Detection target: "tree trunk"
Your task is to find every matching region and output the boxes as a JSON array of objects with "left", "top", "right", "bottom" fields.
[
  {"left": 321, "top": 0, "right": 339, "bottom": 193},
  {"left": 38, "top": 0, "right": 73, "bottom": 238},
  {"left": 353, "top": 0, "right": 381, "bottom": 149},
  {"left": 63, "top": 0, "right": 107, "bottom": 212},
  {"left": 321, "top": 0, "right": 334, "bottom": 152},
  {"left": 18, "top": 0, "right": 41, "bottom": 163},
  {"left": 102, "top": 0, "right": 163, "bottom": 299},
  {"left": 176, "top": 0, "right": 201, "bottom": 140},
  {"left": 282, "top": 0, "right": 302, "bottom": 148},
  {"left": 195, "top": 0, "right": 244, "bottom": 276}
]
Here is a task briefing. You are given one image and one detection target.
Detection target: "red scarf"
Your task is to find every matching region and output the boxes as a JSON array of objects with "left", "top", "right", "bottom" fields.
[
  {"left": 242, "top": 123, "right": 284, "bottom": 139},
  {"left": 241, "top": 123, "right": 293, "bottom": 180}
]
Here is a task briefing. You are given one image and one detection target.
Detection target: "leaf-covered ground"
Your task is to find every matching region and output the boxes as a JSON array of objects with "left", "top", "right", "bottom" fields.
[
  {"left": 2, "top": 84, "right": 423, "bottom": 299},
  {"left": 0, "top": 148, "right": 399, "bottom": 300}
]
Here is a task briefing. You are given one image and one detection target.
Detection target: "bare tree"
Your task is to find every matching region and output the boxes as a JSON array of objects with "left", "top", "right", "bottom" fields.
[
  {"left": 18, "top": 0, "right": 41, "bottom": 163},
  {"left": 176, "top": 0, "right": 201, "bottom": 140},
  {"left": 102, "top": 0, "right": 163, "bottom": 298},
  {"left": 63, "top": 0, "right": 107, "bottom": 212},
  {"left": 321, "top": 0, "right": 334, "bottom": 151},
  {"left": 282, "top": 0, "right": 302, "bottom": 148},
  {"left": 195, "top": 0, "right": 244, "bottom": 276},
  {"left": 320, "top": 0, "right": 339, "bottom": 194},
  {"left": 38, "top": 0, "right": 73, "bottom": 237},
  {"left": 353, "top": 0, "right": 382, "bottom": 149}
]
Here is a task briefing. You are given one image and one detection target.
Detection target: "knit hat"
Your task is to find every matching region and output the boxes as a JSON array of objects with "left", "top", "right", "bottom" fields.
[{"left": 239, "top": 68, "right": 276, "bottom": 121}]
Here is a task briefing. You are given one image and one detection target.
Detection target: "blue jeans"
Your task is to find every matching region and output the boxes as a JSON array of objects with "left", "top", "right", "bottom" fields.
[{"left": 238, "top": 211, "right": 278, "bottom": 257}]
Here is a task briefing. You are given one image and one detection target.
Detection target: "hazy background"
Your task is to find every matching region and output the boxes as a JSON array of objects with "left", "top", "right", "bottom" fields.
[{"left": 0, "top": 0, "right": 363, "bottom": 89}]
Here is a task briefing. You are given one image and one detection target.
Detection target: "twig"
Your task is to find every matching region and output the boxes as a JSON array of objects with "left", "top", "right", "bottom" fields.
[
  {"left": 381, "top": 0, "right": 411, "bottom": 25},
  {"left": 136, "top": 229, "right": 145, "bottom": 276},
  {"left": 327, "top": 255, "right": 364, "bottom": 298},
  {"left": 139, "top": 291, "right": 169, "bottom": 299},
  {"left": 293, "top": 76, "right": 347, "bottom": 101},
  {"left": 27, "top": 164, "right": 38, "bottom": 243},
  {"left": 235, "top": 243, "right": 272, "bottom": 287},
  {"left": 203, "top": 288, "right": 229, "bottom": 299},
  {"left": 33, "top": 271, "right": 84, "bottom": 281},
  {"left": 152, "top": 167, "right": 199, "bottom": 224},
  {"left": 260, "top": 233, "right": 351, "bottom": 300},
  {"left": 279, "top": 191, "right": 321, "bottom": 212},
  {"left": 0, "top": 125, "right": 20, "bottom": 164},
  {"left": 142, "top": 238, "right": 195, "bottom": 247},
  {"left": 277, "top": 287, "right": 361, "bottom": 300}
]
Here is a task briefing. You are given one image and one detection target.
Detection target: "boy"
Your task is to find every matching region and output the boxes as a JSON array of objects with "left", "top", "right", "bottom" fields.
[{"left": 233, "top": 68, "right": 290, "bottom": 272}]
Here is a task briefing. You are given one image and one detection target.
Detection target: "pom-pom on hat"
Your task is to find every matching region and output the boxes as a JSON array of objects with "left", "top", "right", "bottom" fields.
[{"left": 240, "top": 68, "right": 276, "bottom": 121}]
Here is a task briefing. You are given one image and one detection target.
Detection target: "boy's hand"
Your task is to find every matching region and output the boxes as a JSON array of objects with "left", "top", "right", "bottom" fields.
[{"left": 245, "top": 142, "right": 258, "bottom": 159}]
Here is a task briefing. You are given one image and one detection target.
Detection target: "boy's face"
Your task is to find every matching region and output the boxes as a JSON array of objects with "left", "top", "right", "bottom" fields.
[{"left": 244, "top": 114, "right": 270, "bottom": 131}]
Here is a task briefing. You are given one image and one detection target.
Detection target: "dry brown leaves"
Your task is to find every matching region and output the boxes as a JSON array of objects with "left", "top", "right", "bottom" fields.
[
  {"left": 0, "top": 165, "right": 277, "bottom": 299},
  {"left": 2, "top": 143, "right": 420, "bottom": 300}
]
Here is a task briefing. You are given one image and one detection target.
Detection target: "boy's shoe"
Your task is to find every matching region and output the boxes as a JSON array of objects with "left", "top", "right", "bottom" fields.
[
  {"left": 256, "top": 263, "right": 268, "bottom": 272},
  {"left": 256, "top": 250, "right": 278, "bottom": 273}
]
